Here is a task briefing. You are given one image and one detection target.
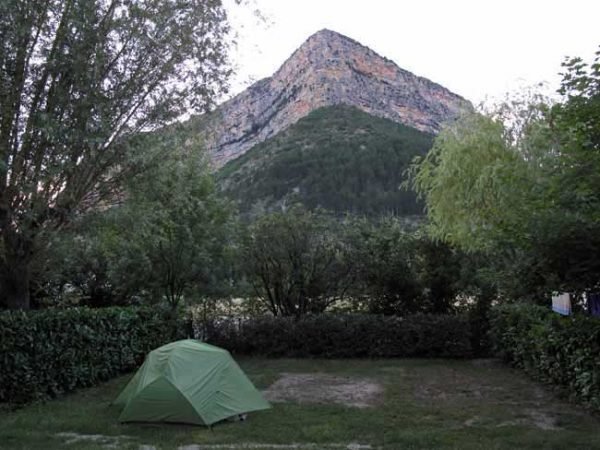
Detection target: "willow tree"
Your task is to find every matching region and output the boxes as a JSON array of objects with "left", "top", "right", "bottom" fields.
[
  {"left": 0, "top": 0, "right": 236, "bottom": 309},
  {"left": 408, "top": 50, "right": 600, "bottom": 252},
  {"left": 408, "top": 48, "right": 600, "bottom": 292},
  {"left": 407, "top": 106, "right": 553, "bottom": 252}
]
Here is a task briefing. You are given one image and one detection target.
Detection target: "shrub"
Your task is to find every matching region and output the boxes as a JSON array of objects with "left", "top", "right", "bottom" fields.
[
  {"left": 491, "top": 304, "right": 600, "bottom": 411},
  {"left": 197, "top": 313, "right": 473, "bottom": 358},
  {"left": 0, "top": 307, "right": 186, "bottom": 404}
]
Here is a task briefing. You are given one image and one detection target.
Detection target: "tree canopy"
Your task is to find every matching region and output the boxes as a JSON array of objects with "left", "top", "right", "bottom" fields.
[
  {"left": 218, "top": 105, "right": 433, "bottom": 218},
  {"left": 241, "top": 208, "right": 353, "bottom": 317},
  {"left": 0, "top": 0, "right": 236, "bottom": 308},
  {"left": 408, "top": 47, "right": 600, "bottom": 293},
  {"left": 36, "top": 139, "right": 234, "bottom": 310}
]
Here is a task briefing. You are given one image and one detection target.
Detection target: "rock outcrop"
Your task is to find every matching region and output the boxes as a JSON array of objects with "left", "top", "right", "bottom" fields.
[{"left": 204, "top": 29, "right": 471, "bottom": 168}]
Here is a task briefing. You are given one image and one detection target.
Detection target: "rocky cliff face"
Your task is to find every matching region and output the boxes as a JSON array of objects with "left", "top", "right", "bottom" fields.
[{"left": 204, "top": 29, "right": 471, "bottom": 168}]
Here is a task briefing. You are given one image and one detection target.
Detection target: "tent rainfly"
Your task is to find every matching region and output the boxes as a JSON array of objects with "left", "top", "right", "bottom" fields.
[{"left": 113, "top": 339, "right": 270, "bottom": 425}]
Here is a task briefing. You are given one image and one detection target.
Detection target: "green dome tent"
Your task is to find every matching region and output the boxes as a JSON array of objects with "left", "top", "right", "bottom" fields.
[{"left": 113, "top": 340, "right": 270, "bottom": 425}]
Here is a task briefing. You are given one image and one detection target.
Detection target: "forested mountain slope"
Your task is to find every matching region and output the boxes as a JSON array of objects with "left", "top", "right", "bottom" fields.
[
  {"left": 202, "top": 29, "right": 469, "bottom": 168},
  {"left": 217, "top": 105, "right": 433, "bottom": 216}
]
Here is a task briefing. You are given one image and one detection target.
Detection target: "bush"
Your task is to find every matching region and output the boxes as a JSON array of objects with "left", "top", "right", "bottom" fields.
[
  {"left": 198, "top": 313, "right": 473, "bottom": 358},
  {"left": 0, "top": 307, "right": 186, "bottom": 404},
  {"left": 491, "top": 304, "right": 600, "bottom": 411}
]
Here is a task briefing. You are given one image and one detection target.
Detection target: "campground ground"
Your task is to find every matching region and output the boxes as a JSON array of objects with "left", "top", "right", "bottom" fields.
[{"left": 1, "top": 358, "right": 599, "bottom": 450}]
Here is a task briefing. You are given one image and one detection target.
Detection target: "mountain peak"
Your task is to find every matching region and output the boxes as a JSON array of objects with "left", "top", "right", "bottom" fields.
[
  {"left": 310, "top": 28, "right": 339, "bottom": 37},
  {"left": 292, "top": 28, "right": 379, "bottom": 66},
  {"left": 204, "top": 31, "right": 472, "bottom": 167},
  {"left": 307, "top": 28, "right": 350, "bottom": 41}
]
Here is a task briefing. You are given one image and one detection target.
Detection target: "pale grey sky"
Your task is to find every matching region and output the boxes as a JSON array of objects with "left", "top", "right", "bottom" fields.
[{"left": 226, "top": 0, "right": 600, "bottom": 105}]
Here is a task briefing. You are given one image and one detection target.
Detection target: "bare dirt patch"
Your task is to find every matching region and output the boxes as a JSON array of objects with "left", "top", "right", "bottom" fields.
[
  {"left": 56, "top": 432, "right": 133, "bottom": 448},
  {"left": 414, "top": 376, "right": 505, "bottom": 402},
  {"left": 413, "top": 365, "right": 533, "bottom": 405},
  {"left": 411, "top": 364, "right": 571, "bottom": 431},
  {"left": 463, "top": 410, "right": 562, "bottom": 431},
  {"left": 470, "top": 358, "right": 502, "bottom": 368},
  {"left": 262, "top": 373, "right": 383, "bottom": 408},
  {"left": 176, "top": 444, "right": 373, "bottom": 449},
  {"left": 495, "top": 409, "right": 562, "bottom": 431}
]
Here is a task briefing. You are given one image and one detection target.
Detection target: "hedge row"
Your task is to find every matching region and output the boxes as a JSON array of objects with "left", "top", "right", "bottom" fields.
[
  {"left": 491, "top": 304, "right": 600, "bottom": 411},
  {"left": 198, "top": 313, "right": 473, "bottom": 358},
  {"left": 0, "top": 307, "right": 185, "bottom": 404}
]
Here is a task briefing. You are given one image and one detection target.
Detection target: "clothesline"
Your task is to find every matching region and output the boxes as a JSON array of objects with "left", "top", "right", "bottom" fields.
[{"left": 551, "top": 292, "right": 600, "bottom": 317}]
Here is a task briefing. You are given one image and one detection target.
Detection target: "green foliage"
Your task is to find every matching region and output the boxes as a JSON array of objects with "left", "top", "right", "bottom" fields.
[
  {"left": 347, "top": 218, "right": 462, "bottom": 315},
  {"left": 241, "top": 208, "right": 353, "bottom": 316},
  {"left": 218, "top": 105, "right": 433, "bottom": 217},
  {"left": 240, "top": 211, "right": 476, "bottom": 317},
  {"left": 0, "top": 0, "right": 237, "bottom": 309},
  {"left": 199, "top": 313, "right": 473, "bottom": 358},
  {"left": 551, "top": 49, "right": 600, "bottom": 229},
  {"left": 408, "top": 109, "right": 547, "bottom": 252},
  {"left": 31, "top": 209, "right": 144, "bottom": 308},
  {"left": 348, "top": 218, "right": 421, "bottom": 314},
  {"left": 491, "top": 304, "right": 600, "bottom": 411},
  {"left": 0, "top": 306, "right": 186, "bottom": 404},
  {"left": 32, "top": 142, "right": 235, "bottom": 309},
  {"left": 557, "top": 49, "right": 600, "bottom": 154},
  {"left": 408, "top": 47, "right": 600, "bottom": 295},
  {"left": 121, "top": 144, "right": 235, "bottom": 309},
  {"left": 413, "top": 237, "right": 463, "bottom": 313}
]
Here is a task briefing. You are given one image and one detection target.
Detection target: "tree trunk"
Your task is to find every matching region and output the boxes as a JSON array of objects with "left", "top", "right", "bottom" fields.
[
  {"left": 2, "top": 231, "right": 33, "bottom": 310},
  {"left": 3, "top": 264, "right": 31, "bottom": 310}
]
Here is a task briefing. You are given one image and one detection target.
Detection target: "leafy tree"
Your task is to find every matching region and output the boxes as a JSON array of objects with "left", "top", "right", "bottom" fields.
[
  {"left": 346, "top": 218, "right": 461, "bottom": 315},
  {"left": 35, "top": 210, "right": 143, "bottom": 308},
  {"left": 123, "top": 143, "right": 234, "bottom": 311},
  {"left": 347, "top": 218, "right": 421, "bottom": 315},
  {"left": 0, "top": 0, "right": 236, "bottom": 308},
  {"left": 413, "top": 235, "right": 461, "bottom": 314},
  {"left": 242, "top": 208, "right": 353, "bottom": 317},
  {"left": 407, "top": 105, "right": 551, "bottom": 252},
  {"left": 35, "top": 141, "right": 234, "bottom": 310},
  {"left": 552, "top": 49, "right": 600, "bottom": 224},
  {"left": 408, "top": 47, "right": 600, "bottom": 294}
]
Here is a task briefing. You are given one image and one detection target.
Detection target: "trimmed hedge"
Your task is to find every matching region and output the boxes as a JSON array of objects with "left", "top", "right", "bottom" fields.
[
  {"left": 0, "top": 307, "right": 185, "bottom": 404},
  {"left": 198, "top": 313, "right": 473, "bottom": 358},
  {"left": 491, "top": 304, "right": 600, "bottom": 411}
]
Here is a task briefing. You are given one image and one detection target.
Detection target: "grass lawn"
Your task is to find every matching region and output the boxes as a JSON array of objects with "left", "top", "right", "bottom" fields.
[{"left": 1, "top": 358, "right": 599, "bottom": 450}]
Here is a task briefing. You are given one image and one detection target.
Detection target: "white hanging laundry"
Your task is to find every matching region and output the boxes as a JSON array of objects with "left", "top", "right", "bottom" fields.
[{"left": 552, "top": 293, "right": 571, "bottom": 316}]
